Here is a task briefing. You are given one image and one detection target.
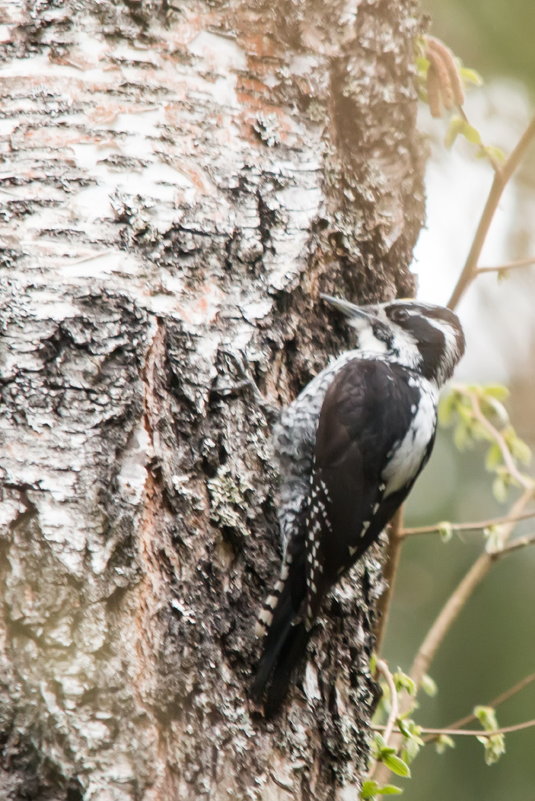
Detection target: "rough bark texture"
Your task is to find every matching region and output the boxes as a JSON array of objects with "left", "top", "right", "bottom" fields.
[{"left": 0, "top": 1, "right": 424, "bottom": 799}]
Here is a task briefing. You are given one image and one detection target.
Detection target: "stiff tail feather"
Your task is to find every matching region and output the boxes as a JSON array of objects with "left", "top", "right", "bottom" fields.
[{"left": 251, "top": 554, "right": 309, "bottom": 715}]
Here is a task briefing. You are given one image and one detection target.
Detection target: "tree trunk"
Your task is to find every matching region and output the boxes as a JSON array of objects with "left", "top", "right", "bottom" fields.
[{"left": 0, "top": 1, "right": 424, "bottom": 799}]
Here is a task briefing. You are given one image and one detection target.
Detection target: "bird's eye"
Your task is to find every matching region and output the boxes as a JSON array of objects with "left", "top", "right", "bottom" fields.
[{"left": 391, "top": 308, "right": 409, "bottom": 324}]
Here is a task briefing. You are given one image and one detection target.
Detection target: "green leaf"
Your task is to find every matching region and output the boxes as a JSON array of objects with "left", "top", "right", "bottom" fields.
[
  {"left": 474, "top": 705, "right": 498, "bottom": 731},
  {"left": 483, "top": 525, "right": 503, "bottom": 553},
  {"left": 421, "top": 674, "right": 438, "bottom": 697},
  {"left": 398, "top": 719, "right": 424, "bottom": 764},
  {"left": 361, "top": 780, "right": 379, "bottom": 799},
  {"left": 415, "top": 56, "right": 430, "bottom": 79},
  {"left": 435, "top": 734, "right": 455, "bottom": 755},
  {"left": 492, "top": 475, "right": 508, "bottom": 503},
  {"left": 361, "top": 781, "right": 404, "bottom": 800},
  {"left": 483, "top": 385, "right": 510, "bottom": 401},
  {"left": 459, "top": 66, "right": 483, "bottom": 86},
  {"left": 460, "top": 121, "right": 482, "bottom": 145},
  {"left": 380, "top": 752, "right": 411, "bottom": 778},
  {"left": 444, "top": 116, "right": 465, "bottom": 149},
  {"left": 436, "top": 521, "right": 453, "bottom": 543},
  {"left": 393, "top": 671, "right": 416, "bottom": 696},
  {"left": 509, "top": 436, "right": 532, "bottom": 466},
  {"left": 477, "top": 145, "right": 507, "bottom": 165},
  {"left": 372, "top": 733, "right": 387, "bottom": 758},
  {"left": 485, "top": 443, "right": 502, "bottom": 471},
  {"left": 480, "top": 395, "right": 509, "bottom": 427},
  {"left": 444, "top": 117, "right": 482, "bottom": 147},
  {"left": 477, "top": 734, "right": 506, "bottom": 765},
  {"left": 401, "top": 737, "right": 422, "bottom": 765}
]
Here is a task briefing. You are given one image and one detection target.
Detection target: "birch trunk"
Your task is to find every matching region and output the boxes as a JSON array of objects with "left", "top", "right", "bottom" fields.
[{"left": 0, "top": 1, "right": 424, "bottom": 798}]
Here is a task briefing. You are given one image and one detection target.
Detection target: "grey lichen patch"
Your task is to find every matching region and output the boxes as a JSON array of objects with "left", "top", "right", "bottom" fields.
[
  {"left": 253, "top": 113, "right": 281, "bottom": 147},
  {"left": 207, "top": 465, "right": 254, "bottom": 536}
]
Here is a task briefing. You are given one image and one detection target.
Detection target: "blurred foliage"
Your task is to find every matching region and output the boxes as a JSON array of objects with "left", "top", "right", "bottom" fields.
[
  {"left": 385, "top": 431, "right": 535, "bottom": 801},
  {"left": 385, "top": 5, "right": 535, "bottom": 799},
  {"left": 423, "top": 0, "right": 535, "bottom": 93}
]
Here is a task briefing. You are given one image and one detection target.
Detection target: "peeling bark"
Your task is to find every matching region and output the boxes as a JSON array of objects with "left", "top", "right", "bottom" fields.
[{"left": 0, "top": 1, "right": 424, "bottom": 799}]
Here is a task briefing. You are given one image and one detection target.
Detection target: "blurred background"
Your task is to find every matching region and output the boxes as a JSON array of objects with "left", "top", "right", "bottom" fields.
[{"left": 382, "top": 0, "right": 535, "bottom": 798}]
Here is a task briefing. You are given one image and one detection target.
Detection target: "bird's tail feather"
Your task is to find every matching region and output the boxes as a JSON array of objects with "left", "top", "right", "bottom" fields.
[
  {"left": 251, "top": 556, "right": 309, "bottom": 715},
  {"left": 261, "top": 621, "right": 310, "bottom": 717}
]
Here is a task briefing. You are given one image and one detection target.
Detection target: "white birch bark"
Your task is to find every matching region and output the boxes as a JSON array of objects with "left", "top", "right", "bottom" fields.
[{"left": 0, "top": 1, "right": 423, "bottom": 798}]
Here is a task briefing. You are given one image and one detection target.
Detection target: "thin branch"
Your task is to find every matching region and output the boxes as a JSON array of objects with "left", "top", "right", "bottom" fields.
[
  {"left": 374, "top": 509, "right": 403, "bottom": 654},
  {"left": 448, "top": 116, "right": 535, "bottom": 310},
  {"left": 374, "top": 718, "right": 535, "bottom": 738},
  {"left": 373, "top": 484, "right": 534, "bottom": 787},
  {"left": 424, "top": 672, "right": 535, "bottom": 742},
  {"left": 367, "top": 660, "right": 400, "bottom": 782},
  {"left": 409, "top": 488, "right": 533, "bottom": 688},
  {"left": 494, "top": 532, "right": 535, "bottom": 557},
  {"left": 477, "top": 256, "right": 535, "bottom": 274},
  {"left": 402, "top": 509, "right": 535, "bottom": 537},
  {"left": 458, "top": 386, "right": 533, "bottom": 490},
  {"left": 377, "top": 660, "right": 399, "bottom": 748}
]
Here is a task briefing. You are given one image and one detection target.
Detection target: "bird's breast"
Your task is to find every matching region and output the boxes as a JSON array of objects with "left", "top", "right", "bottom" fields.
[{"left": 381, "top": 381, "right": 438, "bottom": 496}]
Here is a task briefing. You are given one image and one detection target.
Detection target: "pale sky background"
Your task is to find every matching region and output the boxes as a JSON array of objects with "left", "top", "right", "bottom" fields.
[{"left": 411, "top": 80, "right": 535, "bottom": 382}]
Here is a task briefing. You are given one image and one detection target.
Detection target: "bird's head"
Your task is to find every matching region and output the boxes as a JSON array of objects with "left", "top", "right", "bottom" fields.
[{"left": 321, "top": 294, "right": 465, "bottom": 386}]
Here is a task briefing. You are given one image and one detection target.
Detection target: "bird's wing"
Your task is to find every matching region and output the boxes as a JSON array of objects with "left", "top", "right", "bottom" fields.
[{"left": 305, "top": 358, "right": 433, "bottom": 618}]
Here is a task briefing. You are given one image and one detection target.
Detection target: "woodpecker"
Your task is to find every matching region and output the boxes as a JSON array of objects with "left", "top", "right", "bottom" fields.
[{"left": 252, "top": 294, "right": 465, "bottom": 715}]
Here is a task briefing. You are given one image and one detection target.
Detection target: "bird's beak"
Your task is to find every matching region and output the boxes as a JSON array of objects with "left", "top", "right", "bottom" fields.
[{"left": 320, "top": 294, "right": 377, "bottom": 321}]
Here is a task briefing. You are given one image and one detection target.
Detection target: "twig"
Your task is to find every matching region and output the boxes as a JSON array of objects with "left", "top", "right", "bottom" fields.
[
  {"left": 448, "top": 116, "right": 535, "bottom": 310},
  {"left": 374, "top": 488, "right": 533, "bottom": 785},
  {"left": 402, "top": 510, "right": 535, "bottom": 537},
  {"left": 477, "top": 256, "right": 535, "bottom": 274},
  {"left": 494, "top": 532, "right": 535, "bottom": 557},
  {"left": 376, "top": 660, "right": 399, "bottom": 747},
  {"left": 367, "top": 660, "right": 400, "bottom": 782},
  {"left": 457, "top": 386, "right": 533, "bottom": 490},
  {"left": 424, "top": 719, "right": 535, "bottom": 736},
  {"left": 424, "top": 672, "right": 535, "bottom": 742},
  {"left": 374, "top": 509, "right": 403, "bottom": 654},
  {"left": 409, "top": 488, "right": 533, "bottom": 688},
  {"left": 374, "top": 718, "right": 535, "bottom": 738}
]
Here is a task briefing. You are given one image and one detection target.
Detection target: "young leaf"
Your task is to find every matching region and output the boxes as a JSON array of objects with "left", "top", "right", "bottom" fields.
[
  {"left": 444, "top": 115, "right": 465, "bottom": 148},
  {"left": 477, "top": 145, "right": 507, "bottom": 165},
  {"left": 380, "top": 752, "right": 411, "bottom": 778},
  {"left": 436, "top": 521, "right": 453, "bottom": 543},
  {"left": 459, "top": 66, "right": 483, "bottom": 86},
  {"left": 483, "top": 385, "right": 510, "bottom": 401},
  {"left": 360, "top": 781, "right": 403, "bottom": 800},
  {"left": 483, "top": 525, "right": 503, "bottom": 553},
  {"left": 421, "top": 674, "right": 438, "bottom": 697},
  {"left": 492, "top": 474, "right": 508, "bottom": 503},
  {"left": 474, "top": 705, "right": 498, "bottom": 731},
  {"left": 361, "top": 780, "right": 379, "bottom": 799},
  {"left": 485, "top": 443, "right": 502, "bottom": 472},
  {"left": 460, "top": 120, "right": 482, "bottom": 145},
  {"left": 477, "top": 734, "right": 506, "bottom": 765},
  {"left": 435, "top": 734, "right": 455, "bottom": 755},
  {"left": 393, "top": 671, "right": 416, "bottom": 696}
]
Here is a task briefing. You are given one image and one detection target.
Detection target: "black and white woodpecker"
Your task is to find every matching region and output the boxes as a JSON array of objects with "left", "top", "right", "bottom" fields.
[{"left": 252, "top": 294, "right": 465, "bottom": 715}]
